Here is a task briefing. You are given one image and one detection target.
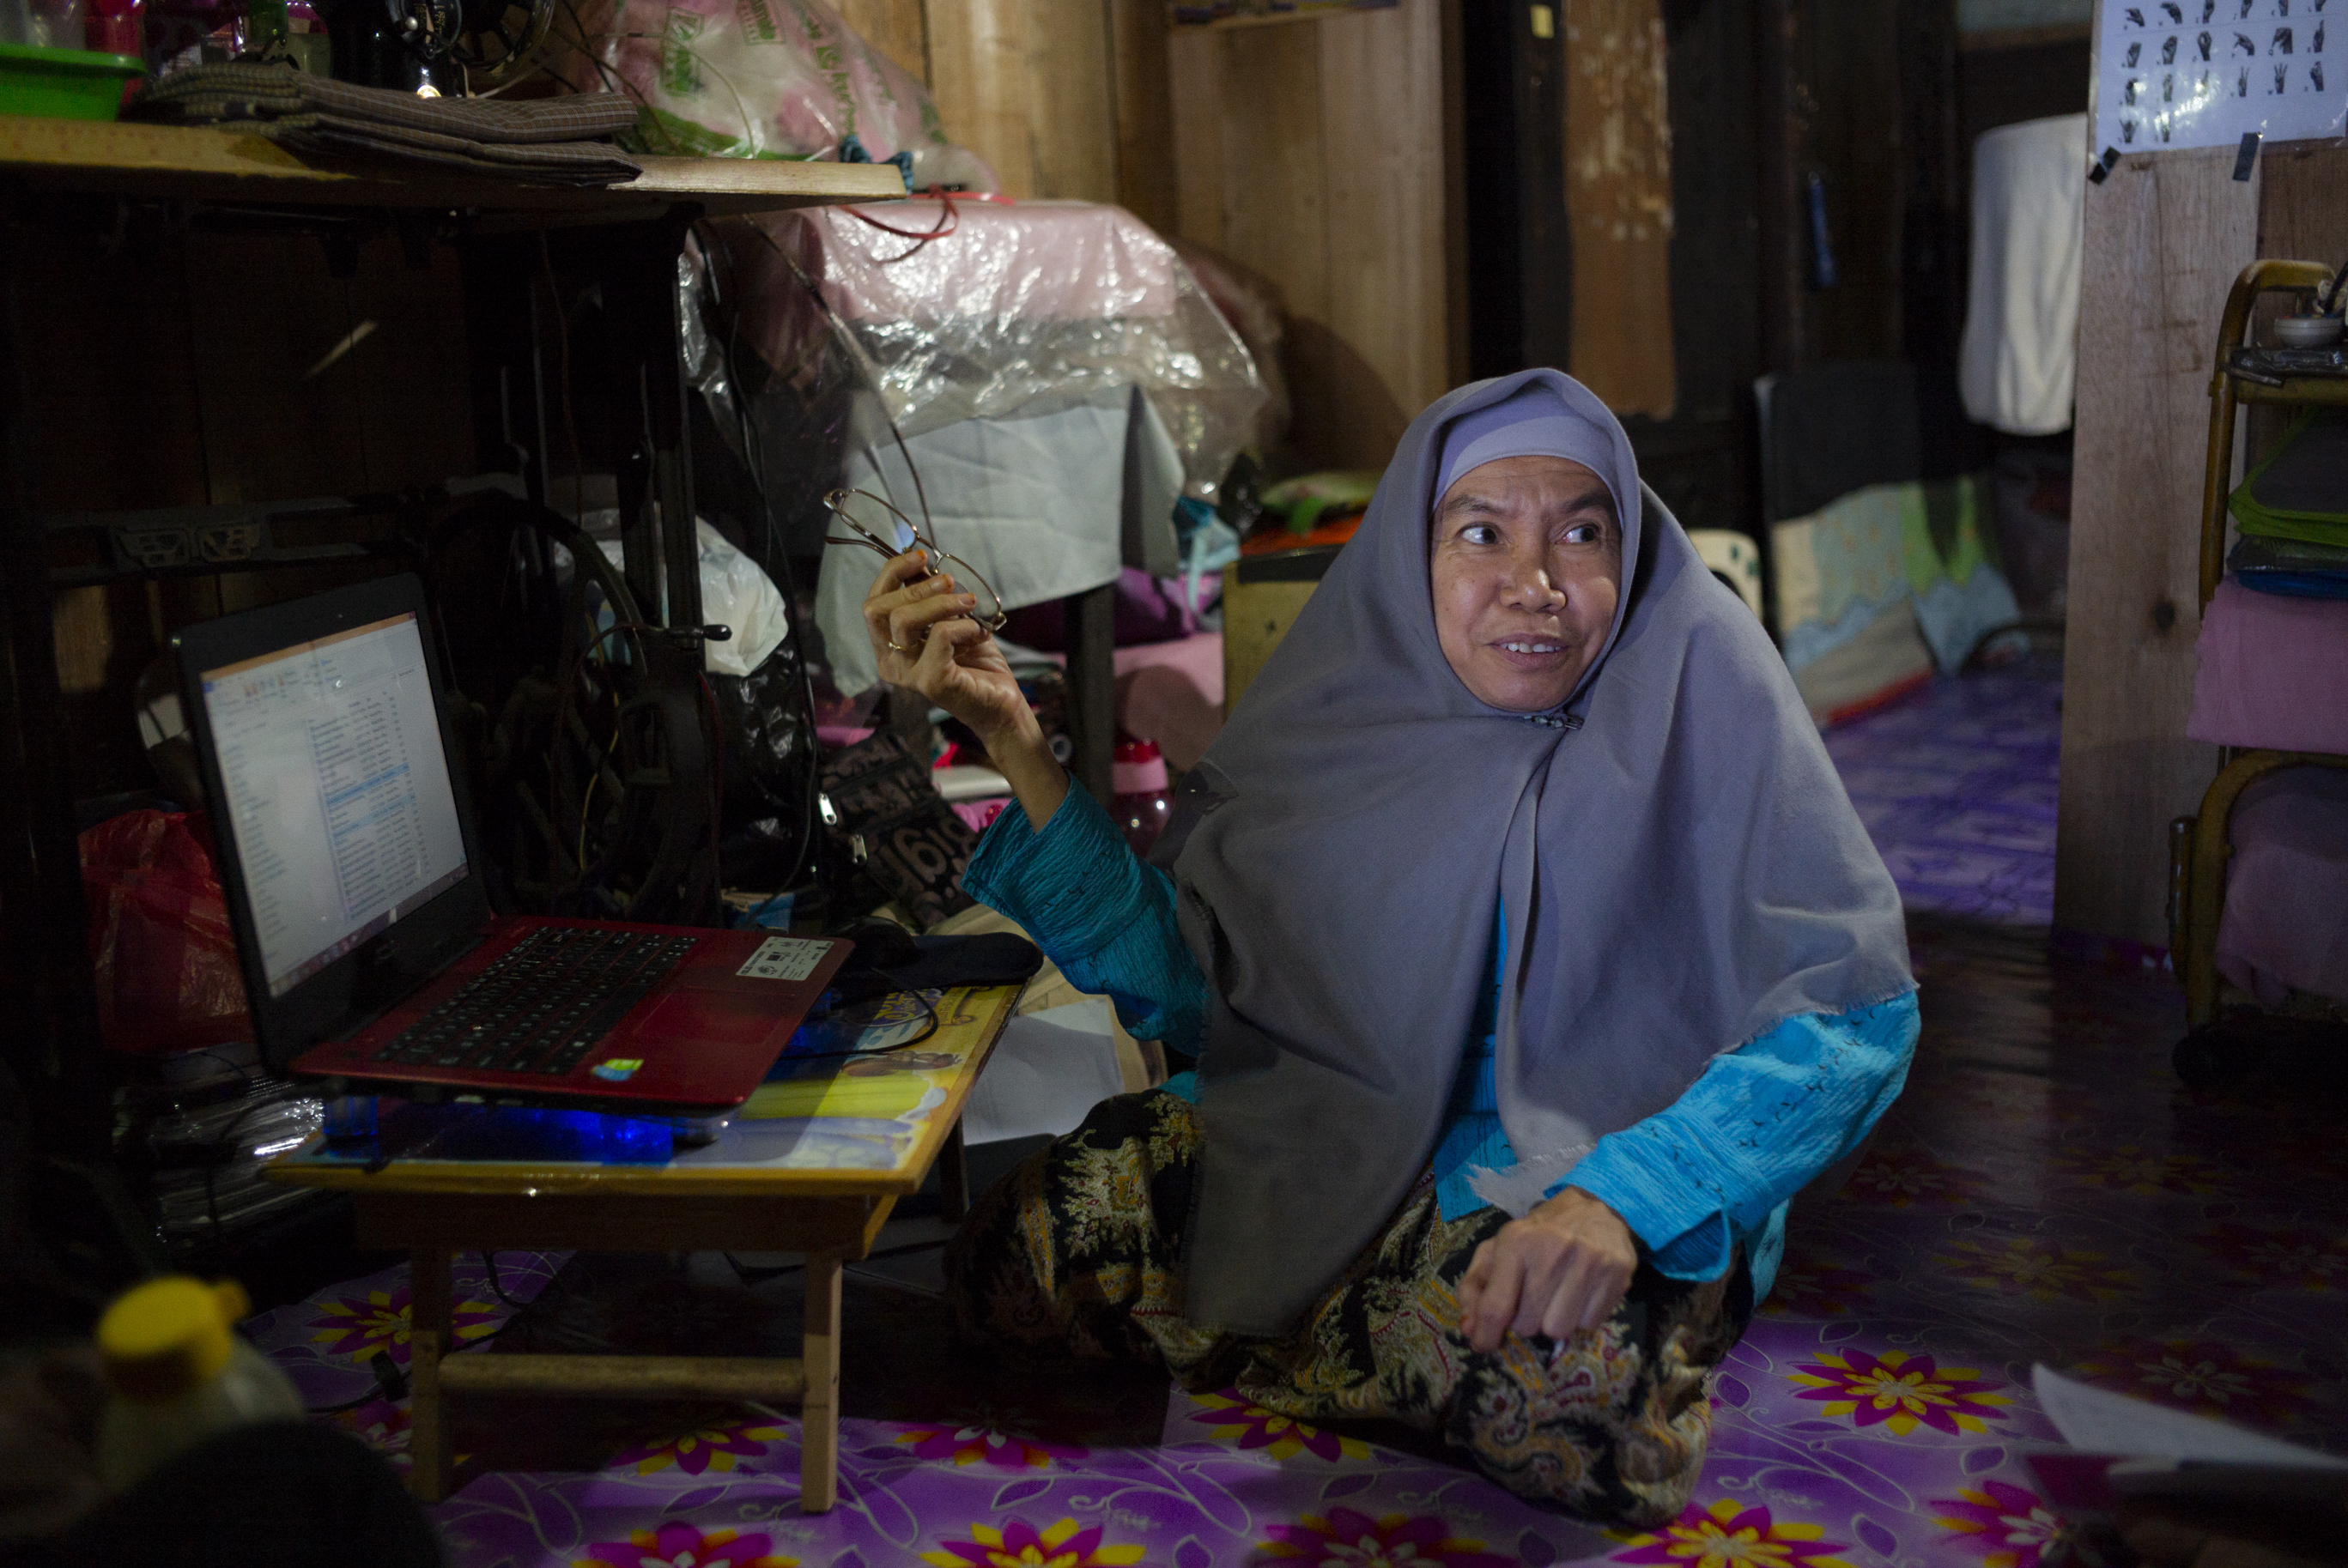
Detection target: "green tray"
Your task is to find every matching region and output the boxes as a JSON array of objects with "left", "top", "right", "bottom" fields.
[{"left": 0, "top": 42, "right": 145, "bottom": 122}]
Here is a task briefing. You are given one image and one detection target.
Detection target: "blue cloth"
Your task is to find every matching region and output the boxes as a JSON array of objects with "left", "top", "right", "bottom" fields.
[{"left": 962, "top": 782, "right": 1920, "bottom": 1300}]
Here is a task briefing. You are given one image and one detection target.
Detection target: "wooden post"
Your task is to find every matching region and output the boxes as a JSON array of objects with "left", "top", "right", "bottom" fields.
[
  {"left": 2054, "top": 141, "right": 2254, "bottom": 944},
  {"left": 938, "top": 1117, "right": 969, "bottom": 1224},
  {"left": 1062, "top": 582, "right": 1116, "bottom": 805},
  {"left": 406, "top": 1246, "right": 454, "bottom": 1503},
  {"left": 799, "top": 1250, "right": 843, "bottom": 1513}
]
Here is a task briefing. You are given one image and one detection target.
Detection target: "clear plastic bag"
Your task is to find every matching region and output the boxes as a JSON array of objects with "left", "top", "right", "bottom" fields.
[
  {"left": 728, "top": 198, "right": 1266, "bottom": 504},
  {"left": 551, "top": 0, "right": 992, "bottom": 182}
]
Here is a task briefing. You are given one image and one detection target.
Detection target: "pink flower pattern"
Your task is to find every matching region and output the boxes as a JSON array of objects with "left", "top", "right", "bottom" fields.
[
  {"left": 306, "top": 1284, "right": 500, "bottom": 1365},
  {"left": 919, "top": 1517, "right": 1141, "bottom": 1567},
  {"left": 1188, "top": 1390, "right": 1369, "bottom": 1462},
  {"left": 1933, "top": 1481, "right": 2072, "bottom": 1568},
  {"left": 1836, "top": 1150, "right": 1981, "bottom": 1208},
  {"left": 2072, "top": 1337, "right": 2311, "bottom": 1426},
  {"left": 1932, "top": 1237, "right": 2133, "bottom": 1302},
  {"left": 610, "top": 1415, "right": 788, "bottom": 1476},
  {"left": 1611, "top": 1499, "right": 1854, "bottom": 1568},
  {"left": 1787, "top": 1347, "right": 2012, "bottom": 1436},
  {"left": 893, "top": 1405, "right": 1088, "bottom": 1470},
  {"left": 574, "top": 1523, "right": 794, "bottom": 1568},
  {"left": 1260, "top": 1509, "right": 1513, "bottom": 1567},
  {"left": 2192, "top": 1221, "right": 2348, "bottom": 1290}
]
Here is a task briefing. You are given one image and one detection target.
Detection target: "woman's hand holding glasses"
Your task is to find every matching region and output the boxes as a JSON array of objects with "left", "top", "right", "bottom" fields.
[{"left": 859, "top": 551, "right": 1069, "bottom": 826}]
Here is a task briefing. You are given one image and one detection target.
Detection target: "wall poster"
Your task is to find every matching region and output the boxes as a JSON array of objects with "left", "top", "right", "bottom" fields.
[{"left": 2092, "top": 0, "right": 2345, "bottom": 154}]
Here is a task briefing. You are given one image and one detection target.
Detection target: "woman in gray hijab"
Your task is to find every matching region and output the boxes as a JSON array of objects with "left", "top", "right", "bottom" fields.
[{"left": 859, "top": 369, "right": 1917, "bottom": 1523}]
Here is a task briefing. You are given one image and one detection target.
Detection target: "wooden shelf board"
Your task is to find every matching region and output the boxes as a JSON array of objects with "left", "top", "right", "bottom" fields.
[
  {"left": 0, "top": 115, "right": 905, "bottom": 217},
  {"left": 2230, "top": 375, "right": 2348, "bottom": 404},
  {"left": 1173, "top": 3, "right": 1395, "bottom": 32}
]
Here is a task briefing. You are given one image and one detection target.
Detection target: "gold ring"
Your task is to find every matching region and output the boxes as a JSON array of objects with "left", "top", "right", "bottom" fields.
[{"left": 888, "top": 639, "right": 917, "bottom": 653}]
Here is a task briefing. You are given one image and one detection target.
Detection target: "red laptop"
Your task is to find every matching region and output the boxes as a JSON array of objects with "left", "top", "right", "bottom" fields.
[{"left": 173, "top": 573, "right": 847, "bottom": 1114}]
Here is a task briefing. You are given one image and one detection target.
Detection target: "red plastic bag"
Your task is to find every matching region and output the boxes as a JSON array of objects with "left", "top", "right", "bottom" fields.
[{"left": 78, "top": 810, "right": 251, "bottom": 1056}]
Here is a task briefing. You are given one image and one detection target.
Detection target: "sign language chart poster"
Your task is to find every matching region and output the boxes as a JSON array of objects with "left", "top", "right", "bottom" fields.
[{"left": 2094, "top": 0, "right": 2345, "bottom": 154}]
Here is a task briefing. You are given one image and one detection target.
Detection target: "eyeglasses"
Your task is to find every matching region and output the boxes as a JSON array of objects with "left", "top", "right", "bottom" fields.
[{"left": 822, "top": 487, "right": 1008, "bottom": 633}]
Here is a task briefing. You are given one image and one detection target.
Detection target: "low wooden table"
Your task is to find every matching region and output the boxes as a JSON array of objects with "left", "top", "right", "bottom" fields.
[{"left": 267, "top": 982, "right": 1020, "bottom": 1510}]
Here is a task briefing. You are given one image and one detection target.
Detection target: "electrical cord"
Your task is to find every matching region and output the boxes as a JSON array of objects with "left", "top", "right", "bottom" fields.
[
  {"left": 841, "top": 193, "right": 960, "bottom": 263},
  {"left": 480, "top": 1249, "right": 527, "bottom": 1311},
  {"left": 554, "top": 618, "right": 729, "bottom": 908},
  {"left": 780, "top": 986, "right": 940, "bottom": 1060},
  {"left": 306, "top": 1351, "right": 408, "bottom": 1415},
  {"left": 689, "top": 220, "right": 834, "bottom": 904}
]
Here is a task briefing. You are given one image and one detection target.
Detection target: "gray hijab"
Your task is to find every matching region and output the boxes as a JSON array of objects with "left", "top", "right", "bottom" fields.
[{"left": 1160, "top": 368, "right": 1911, "bottom": 1335}]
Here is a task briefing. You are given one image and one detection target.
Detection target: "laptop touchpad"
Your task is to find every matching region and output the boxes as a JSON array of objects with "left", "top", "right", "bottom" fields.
[{"left": 639, "top": 988, "right": 785, "bottom": 1045}]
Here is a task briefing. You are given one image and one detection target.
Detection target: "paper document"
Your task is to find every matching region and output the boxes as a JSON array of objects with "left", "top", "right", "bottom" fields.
[
  {"left": 2033, "top": 1365, "right": 2348, "bottom": 1468},
  {"left": 961, "top": 998, "right": 1126, "bottom": 1145}
]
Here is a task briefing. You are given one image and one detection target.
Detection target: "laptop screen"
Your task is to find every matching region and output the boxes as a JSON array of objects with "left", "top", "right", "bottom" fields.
[{"left": 197, "top": 611, "right": 470, "bottom": 999}]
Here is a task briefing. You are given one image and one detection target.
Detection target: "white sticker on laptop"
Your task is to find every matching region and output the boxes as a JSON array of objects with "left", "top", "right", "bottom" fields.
[{"left": 737, "top": 935, "right": 829, "bottom": 983}]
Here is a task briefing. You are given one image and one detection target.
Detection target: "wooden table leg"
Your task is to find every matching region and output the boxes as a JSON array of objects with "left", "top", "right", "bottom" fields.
[
  {"left": 800, "top": 1250, "right": 842, "bottom": 1512},
  {"left": 406, "top": 1246, "right": 454, "bottom": 1503},
  {"left": 939, "top": 1117, "right": 969, "bottom": 1224}
]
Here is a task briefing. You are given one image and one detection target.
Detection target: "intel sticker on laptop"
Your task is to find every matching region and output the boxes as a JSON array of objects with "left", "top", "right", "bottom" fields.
[
  {"left": 737, "top": 936, "right": 829, "bottom": 982},
  {"left": 592, "top": 1058, "right": 644, "bottom": 1082}
]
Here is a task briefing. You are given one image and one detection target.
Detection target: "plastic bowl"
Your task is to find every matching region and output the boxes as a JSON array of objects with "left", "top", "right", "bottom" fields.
[
  {"left": 0, "top": 42, "right": 145, "bottom": 122},
  {"left": 2272, "top": 314, "right": 2345, "bottom": 349}
]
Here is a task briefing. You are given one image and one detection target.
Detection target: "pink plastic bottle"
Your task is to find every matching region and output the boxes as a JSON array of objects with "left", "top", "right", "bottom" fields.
[{"left": 1112, "top": 737, "right": 1172, "bottom": 857}]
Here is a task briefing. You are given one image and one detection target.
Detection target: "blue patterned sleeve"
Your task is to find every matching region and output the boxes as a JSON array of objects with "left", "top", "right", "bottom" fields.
[
  {"left": 959, "top": 781, "right": 1210, "bottom": 1056},
  {"left": 1556, "top": 992, "right": 1920, "bottom": 1283}
]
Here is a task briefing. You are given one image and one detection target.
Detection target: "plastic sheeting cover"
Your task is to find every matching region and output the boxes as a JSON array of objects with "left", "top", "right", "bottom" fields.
[{"left": 733, "top": 198, "right": 1266, "bottom": 501}]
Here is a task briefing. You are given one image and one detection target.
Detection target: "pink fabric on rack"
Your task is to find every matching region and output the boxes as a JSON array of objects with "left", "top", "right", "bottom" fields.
[
  {"left": 2187, "top": 579, "right": 2348, "bottom": 754},
  {"left": 2215, "top": 768, "right": 2348, "bottom": 1007}
]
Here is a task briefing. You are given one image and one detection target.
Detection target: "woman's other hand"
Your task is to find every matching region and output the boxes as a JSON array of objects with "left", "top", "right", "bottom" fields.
[
  {"left": 1456, "top": 1187, "right": 1637, "bottom": 1353},
  {"left": 862, "top": 550, "right": 1068, "bottom": 825}
]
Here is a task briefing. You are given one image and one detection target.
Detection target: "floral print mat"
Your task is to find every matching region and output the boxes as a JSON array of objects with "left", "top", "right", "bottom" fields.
[
  {"left": 242, "top": 912, "right": 2348, "bottom": 1568},
  {"left": 1823, "top": 657, "right": 2061, "bottom": 926},
  {"left": 241, "top": 663, "right": 2348, "bottom": 1565}
]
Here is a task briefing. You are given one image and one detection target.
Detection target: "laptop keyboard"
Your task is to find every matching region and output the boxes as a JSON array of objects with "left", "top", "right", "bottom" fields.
[{"left": 370, "top": 928, "right": 701, "bottom": 1077}]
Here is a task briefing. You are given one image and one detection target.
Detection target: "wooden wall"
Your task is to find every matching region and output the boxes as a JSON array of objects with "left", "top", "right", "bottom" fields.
[
  {"left": 25, "top": 221, "right": 473, "bottom": 805},
  {"left": 1564, "top": 0, "right": 1676, "bottom": 420},
  {"left": 859, "top": 0, "right": 1459, "bottom": 475},
  {"left": 1165, "top": 1, "right": 1459, "bottom": 471},
  {"left": 835, "top": 0, "right": 1164, "bottom": 218},
  {"left": 2054, "top": 136, "right": 2348, "bottom": 946}
]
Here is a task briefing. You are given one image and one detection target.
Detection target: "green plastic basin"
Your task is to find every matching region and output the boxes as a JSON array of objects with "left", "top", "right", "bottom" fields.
[{"left": 0, "top": 42, "right": 145, "bottom": 122}]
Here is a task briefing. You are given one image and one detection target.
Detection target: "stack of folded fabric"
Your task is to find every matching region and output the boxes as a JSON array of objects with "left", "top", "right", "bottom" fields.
[
  {"left": 2228, "top": 410, "right": 2348, "bottom": 599},
  {"left": 130, "top": 64, "right": 642, "bottom": 186}
]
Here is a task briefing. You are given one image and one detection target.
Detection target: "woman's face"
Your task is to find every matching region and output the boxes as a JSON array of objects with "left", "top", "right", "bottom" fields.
[{"left": 1429, "top": 455, "right": 1623, "bottom": 713}]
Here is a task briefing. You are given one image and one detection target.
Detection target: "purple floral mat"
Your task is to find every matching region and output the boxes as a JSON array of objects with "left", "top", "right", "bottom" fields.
[
  {"left": 241, "top": 670, "right": 2348, "bottom": 1568},
  {"left": 244, "top": 911, "right": 2348, "bottom": 1568},
  {"left": 1823, "top": 659, "right": 2061, "bottom": 926}
]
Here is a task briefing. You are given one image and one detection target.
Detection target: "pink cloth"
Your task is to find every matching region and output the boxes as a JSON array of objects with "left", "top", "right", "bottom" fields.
[
  {"left": 1113, "top": 633, "right": 1223, "bottom": 773},
  {"left": 1025, "top": 632, "right": 1227, "bottom": 773},
  {"left": 2215, "top": 767, "right": 2348, "bottom": 1007},
  {"left": 2187, "top": 579, "right": 2348, "bottom": 754},
  {"left": 951, "top": 799, "right": 1008, "bottom": 834}
]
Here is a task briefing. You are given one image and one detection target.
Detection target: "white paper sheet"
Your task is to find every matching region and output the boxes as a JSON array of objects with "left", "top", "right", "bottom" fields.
[
  {"left": 2033, "top": 1365, "right": 2348, "bottom": 1466},
  {"left": 2092, "top": 0, "right": 2345, "bottom": 156},
  {"left": 960, "top": 998, "right": 1127, "bottom": 1145}
]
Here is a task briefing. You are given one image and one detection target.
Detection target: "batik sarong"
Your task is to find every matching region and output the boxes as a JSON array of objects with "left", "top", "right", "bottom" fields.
[{"left": 944, "top": 1089, "right": 1752, "bottom": 1525}]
